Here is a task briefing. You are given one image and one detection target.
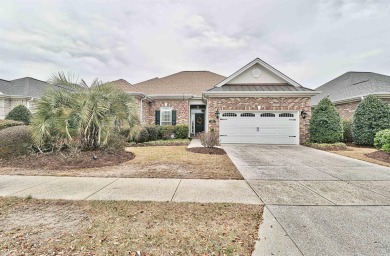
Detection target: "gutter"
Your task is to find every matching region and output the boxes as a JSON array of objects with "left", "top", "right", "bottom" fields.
[
  {"left": 312, "top": 93, "right": 390, "bottom": 107},
  {"left": 202, "top": 90, "right": 321, "bottom": 98},
  {"left": 147, "top": 94, "right": 195, "bottom": 100}
]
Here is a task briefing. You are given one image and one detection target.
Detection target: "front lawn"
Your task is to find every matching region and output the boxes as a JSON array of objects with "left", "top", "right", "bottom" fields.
[
  {"left": 0, "top": 197, "right": 262, "bottom": 255},
  {"left": 330, "top": 146, "right": 390, "bottom": 167},
  {"left": 0, "top": 146, "right": 243, "bottom": 180}
]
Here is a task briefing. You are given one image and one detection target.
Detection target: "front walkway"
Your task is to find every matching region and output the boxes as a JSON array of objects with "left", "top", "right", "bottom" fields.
[{"left": 0, "top": 175, "right": 261, "bottom": 204}]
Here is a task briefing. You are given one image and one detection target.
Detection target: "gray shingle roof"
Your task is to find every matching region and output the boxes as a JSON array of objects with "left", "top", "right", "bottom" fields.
[
  {"left": 0, "top": 77, "right": 66, "bottom": 98},
  {"left": 312, "top": 72, "right": 390, "bottom": 105},
  {"left": 208, "top": 84, "right": 314, "bottom": 92}
]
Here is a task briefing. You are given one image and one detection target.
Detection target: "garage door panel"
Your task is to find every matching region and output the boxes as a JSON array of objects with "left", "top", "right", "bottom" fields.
[{"left": 219, "top": 111, "right": 299, "bottom": 145}]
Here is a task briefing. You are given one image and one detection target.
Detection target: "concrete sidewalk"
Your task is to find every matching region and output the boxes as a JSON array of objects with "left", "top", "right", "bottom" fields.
[{"left": 0, "top": 175, "right": 262, "bottom": 204}]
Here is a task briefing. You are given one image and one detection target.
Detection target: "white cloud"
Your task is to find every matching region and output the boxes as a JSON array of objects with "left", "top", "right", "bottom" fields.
[{"left": 0, "top": 0, "right": 389, "bottom": 88}]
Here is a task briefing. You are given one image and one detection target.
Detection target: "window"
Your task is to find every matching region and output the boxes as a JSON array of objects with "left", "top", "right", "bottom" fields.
[
  {"left": 222, "top": 113, "right": 237, "bottom": 117},
  {"left": 279, "top": 113, "right": 294, "bottom": 117},
  {"left": 260, "top": 113, "right": 275, "bottom": 117},
  {"left": 160, "top": 107, "right": 172, "bottom": 125},
  {"left": 241, "top": 113, "right": 255, "bottom": 117}
]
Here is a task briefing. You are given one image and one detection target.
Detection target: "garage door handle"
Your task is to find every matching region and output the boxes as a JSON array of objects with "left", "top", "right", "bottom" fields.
[
  {"left": 256, "top": 127, "right": 259, "bottom": 132},
  {"left": 289, "top": 136, "right": 296, "bottom": 137}
]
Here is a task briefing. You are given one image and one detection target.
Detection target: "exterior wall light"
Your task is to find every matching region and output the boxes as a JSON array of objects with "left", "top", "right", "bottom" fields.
[
  {"left": 215, "top": 109, "right": 220, "bottom": 119},
  {"left": 301, "top": 110, "right": 307, "bottom": 119}
]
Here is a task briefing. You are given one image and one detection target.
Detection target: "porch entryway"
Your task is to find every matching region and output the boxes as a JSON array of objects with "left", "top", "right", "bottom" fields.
[{"left": 190, "top": 105, "right": 206, "bottom": 136}]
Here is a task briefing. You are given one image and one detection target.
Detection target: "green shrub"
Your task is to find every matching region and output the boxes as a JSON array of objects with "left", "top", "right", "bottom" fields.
[
  {"left": 146, "top": 125, "right": 158, "bottom": 141},
  {"left": 5, "top": 105, "right": 31, "bottom": 124},
  {"left": 156, "top": 125, "right": 165, "bottom": 140},
  {"left": 174, "top": 124, "right": 189, "bottom": 139},
  {"left": 198, "top": 131, "right": 220, "bottom": 148},
  {"left": 352, "top": 95, "right": 390, "bottom": 146},
  {"left": 309, "top": 98, "right": 343, "bottom": 143},
  {"left": 103, "top": 132, "right": 127, "bottom": 152},
  {"left": 374, "top": 129, "right": 390, "bottom": 153},
  {"left": 161, "top": 125, "right": 175, "bottom": 140},
  {"left": 0, "top": 125, "right": 33, "bottom": 159},
  {"left": 0, "top": 120, "right": 24, "bottom": 130},
  {"left": 135, "top": 127, "right": 149, "bottom": 143},
  {"left": 343, "top": 119, "right": 353, "bottom": 143}
]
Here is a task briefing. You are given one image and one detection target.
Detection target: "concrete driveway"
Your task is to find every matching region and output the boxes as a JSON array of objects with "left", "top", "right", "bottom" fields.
[{"left": 224, "top": 144, "right": 390, "bottom": 256}]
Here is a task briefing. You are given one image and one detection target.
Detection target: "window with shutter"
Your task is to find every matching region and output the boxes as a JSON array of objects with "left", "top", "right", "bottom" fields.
[{"left": 160, "top": 107, "right": 172, "bottom": 125}]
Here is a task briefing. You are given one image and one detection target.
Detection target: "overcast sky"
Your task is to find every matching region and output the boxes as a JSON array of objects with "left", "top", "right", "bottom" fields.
[{"left": 0, "top": 0, "right": 389, "bottom": 88}]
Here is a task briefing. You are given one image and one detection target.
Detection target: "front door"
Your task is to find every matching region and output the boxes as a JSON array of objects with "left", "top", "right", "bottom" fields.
[{"left": 195, "top": 113, "right": 205, "bottom": 134}]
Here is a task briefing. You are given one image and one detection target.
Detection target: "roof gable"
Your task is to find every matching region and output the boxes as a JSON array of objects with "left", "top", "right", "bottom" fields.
[{"left": 215, "top": 58, "right": 302, "bottom": 87}]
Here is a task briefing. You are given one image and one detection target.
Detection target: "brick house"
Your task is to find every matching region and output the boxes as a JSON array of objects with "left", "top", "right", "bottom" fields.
[
  {"left": 312, "top": 72, "right": 390, "bottom": 119},
  {"left": 113, "top": 58, "right": 319, "bottom": 144}
]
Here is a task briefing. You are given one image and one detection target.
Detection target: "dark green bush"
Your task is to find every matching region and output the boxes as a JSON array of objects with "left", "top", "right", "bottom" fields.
[
  {"left": 174, "top": 124, "right": 189, "bottom": 139},
  {"left": 135, "top": 127, "right": 149, "bottom": 143},
  {"left": 156, "top": 125, "right": 165, "bottom": 140},
  {"left": 352, "top": 95, "right": 390, "bottom": 146},
  {"left": 374, "top": 129, "right": 390, "bottom": 153},
  {"left": 0, "top": 125, "right": 33, "bottom": 159},
  {"left": 161, "top": 125, "right": 175, "bottom": 140},
  {"left": 0, "top": 120, "right": 24, "bottom": 130},
  {"left": 146, "top": 125, "right": 158, "bottom": 141},
  {"left": 343, "top": 119, "right": 353, "bottom": 143},
  {"left": 309, "top": 98, "right": 343, "bottom": 143},
  {"left": 5, "top": 105, "right": 31, "bottom": 124}
]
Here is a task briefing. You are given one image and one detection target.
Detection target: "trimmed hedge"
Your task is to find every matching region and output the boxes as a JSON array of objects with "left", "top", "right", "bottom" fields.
[
  {"left": 352, "top": 95, "right": 390, "bottom": 146},
  {"left": 0, "top": 125, "right": 33, "bottom": 159},
  {"left": 0, "top": 120, "right": 24, "bottom": 131},
  {"left": 309, "top": 98, "right": 343, "bottom": 143},
  {"left": 146, "top": 125, "right": 158, "bottom": 141},
  {"left": 343, "top": 119, "right": 353, "bottom": 143},
  {"left": 5, "top": 105, "right": 31, "bottom": 124},
  {"left": 174, "top": 124, "right": 189, "bottom": 139},
  {"left": 135, "top": 127, "right": 149, "bottom": 143}
]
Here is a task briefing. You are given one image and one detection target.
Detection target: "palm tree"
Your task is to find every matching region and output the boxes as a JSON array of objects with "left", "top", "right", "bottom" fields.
[{"left": 32, "top": 72, "right": 138, "bottom": 151}]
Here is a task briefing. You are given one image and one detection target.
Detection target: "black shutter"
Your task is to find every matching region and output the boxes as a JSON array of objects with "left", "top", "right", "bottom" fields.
[
  {"left": 172, "top": 110, "right": 177, "bottom": 125},
  {"left": 155, "top": 110, "right": 160, "bottom": 125}
]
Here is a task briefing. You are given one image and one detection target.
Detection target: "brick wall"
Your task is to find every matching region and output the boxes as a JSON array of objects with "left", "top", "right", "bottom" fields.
[
  {"left": 147, "top": 99, "right": 189, "bottom": 125},
  {"left": 336, "top": 98, "right": 390, "bottom": 120},
  {"left": 207, "top": 97, "right": 312, "bottom": 144}
]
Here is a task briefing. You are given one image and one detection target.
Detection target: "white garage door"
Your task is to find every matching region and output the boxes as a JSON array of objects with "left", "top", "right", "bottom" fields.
[{"left": 219, "top": 111, "right": 299, "bottom": 144}]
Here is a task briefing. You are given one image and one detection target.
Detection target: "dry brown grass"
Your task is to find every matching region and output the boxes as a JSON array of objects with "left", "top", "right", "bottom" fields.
[
  {"left": 0, "top": 146, "right": 243, "bottom": 180},
  {"left": 331, "top": 146, "right": 390, "bottom": 167},
  {"left": 0, "top": 197, "right": 263, "bottom": 255}
]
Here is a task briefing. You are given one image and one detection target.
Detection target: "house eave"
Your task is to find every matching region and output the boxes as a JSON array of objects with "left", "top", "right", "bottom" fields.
[
  {"left": 0, "top": 94, "right": 32, "bottom": 99},
  {"left": 148, "top": 94, "right": 195, "bottom": 100},
  {"left": 312, "top": 93, "right": 390, "bottom": 107},
  {"left": 203, "top": 91, "right": 321, "bottom": 98}
]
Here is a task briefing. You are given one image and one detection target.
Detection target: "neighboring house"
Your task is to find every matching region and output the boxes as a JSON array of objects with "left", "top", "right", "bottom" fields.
[
  {"left": 0, "top": 77, "right": 49, "bottom": 119},
  {"left": 112, "top": 58, "right": 319, "bottom": 144},
  {"left": 312, "top": 72, "right": 390, "bottom": 119}
]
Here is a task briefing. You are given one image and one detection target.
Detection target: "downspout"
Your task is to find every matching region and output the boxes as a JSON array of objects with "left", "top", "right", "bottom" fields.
[
  {"left": 27, "top": 97, "right": 34, "bottom": 111},
  {"left": 140, "top": 95, "right": 146, "bottom": 124}
]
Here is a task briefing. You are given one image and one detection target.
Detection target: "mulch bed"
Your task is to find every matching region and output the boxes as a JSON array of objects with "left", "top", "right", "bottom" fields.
[
  {"left": 129, "top": 142, "right": 189, "bottom": 147},
  {"left": 365, "top": 150, "right": 390, "bottom": 163},
  {"left": 186, "top": 147, "right": 226, "bottom": 155},
  {"left": 0, "top": 150, "right": 134, "bottom": 170}
]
